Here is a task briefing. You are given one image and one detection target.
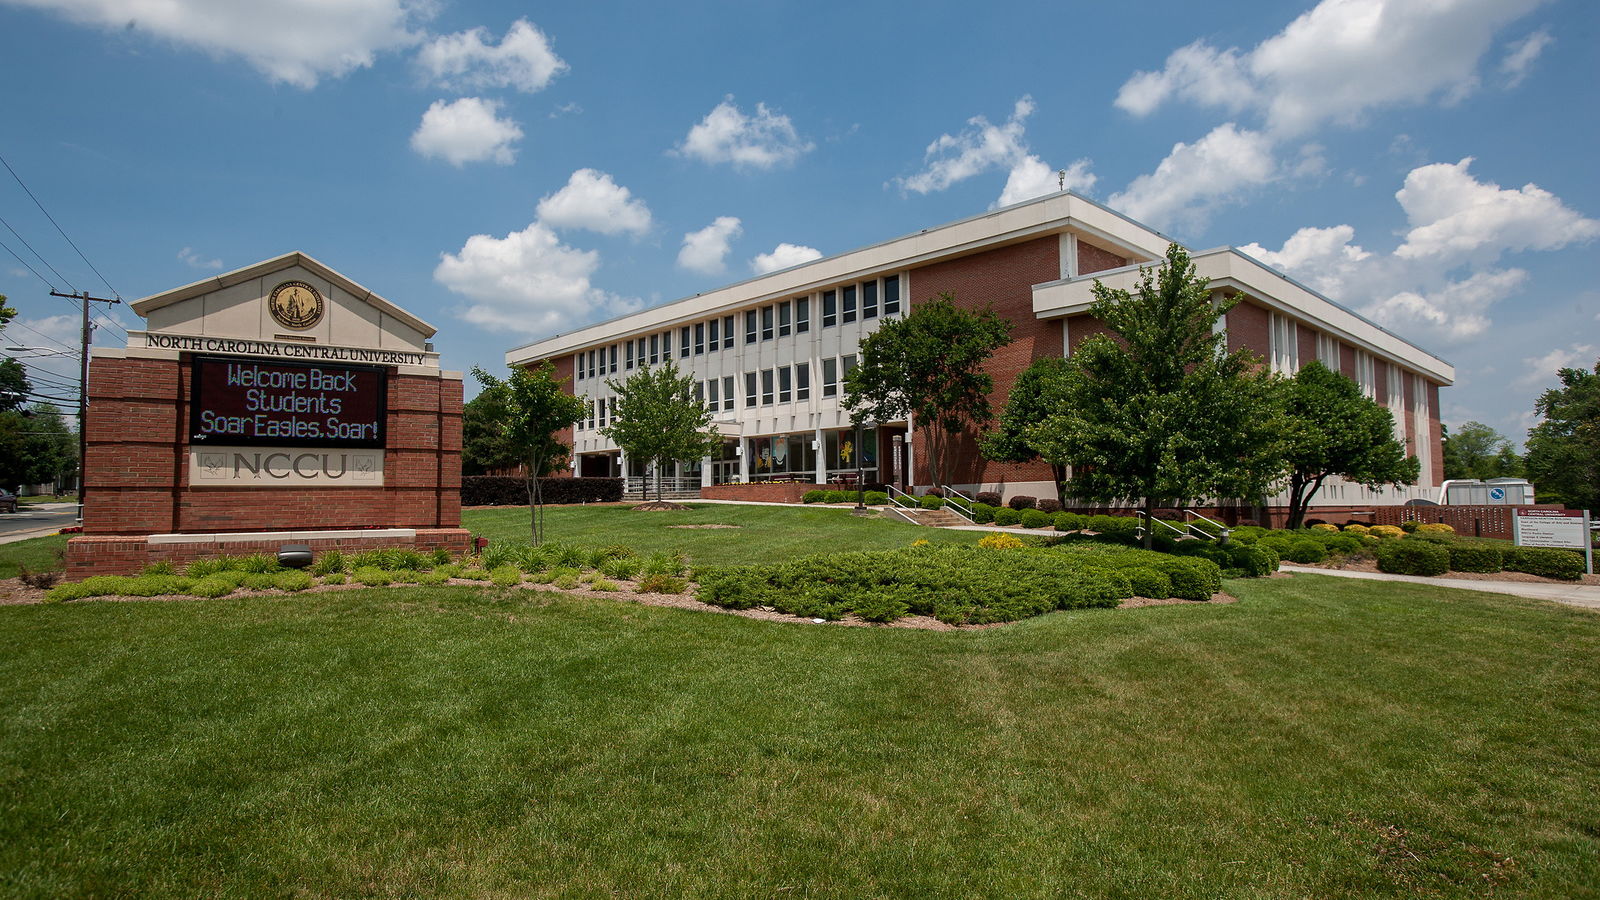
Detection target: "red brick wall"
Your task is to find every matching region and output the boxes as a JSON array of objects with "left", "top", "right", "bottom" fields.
[
  {"left": 701, "top": 483, "right": 829, "bottom": 503},
  {"left": 1296, "top": 324, "right": 1317, "bottom": 370},
  {"left": 906, "top": 236, "right": 1061, "bottom": 486},
  {"left": 82, "top": 355, "right": 462, "bottom": 535},
  {"left": 1428, "top": 382, "right": 1444, "bottom": 486},
  {"left": 1227, "top": 300, "right": 1270, "bottom": 362},
  {"left": 1077, "top": 239, "right": 1127, "bottom": 275},
  {"left": 1339, "top": 341, "right": 1357, "bottom": 379}
]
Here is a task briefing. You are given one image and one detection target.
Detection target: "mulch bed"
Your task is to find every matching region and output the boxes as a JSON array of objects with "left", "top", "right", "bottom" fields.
[{"left": 0, "top": 577, "right": 1229, "bottom": 628}]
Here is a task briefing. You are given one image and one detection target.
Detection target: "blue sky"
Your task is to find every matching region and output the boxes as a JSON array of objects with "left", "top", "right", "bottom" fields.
[{"left": 1, "top": 0, "right": 1595, "bottom": 446}]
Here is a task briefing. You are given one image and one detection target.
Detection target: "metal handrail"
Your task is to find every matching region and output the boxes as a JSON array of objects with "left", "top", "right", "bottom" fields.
[
  {"left": 885, "top": 485, "right": 920, "bottom": 510},
  {"left": 1182, "top": 508, "right": 1231, "bottom": 542},
  {"left": 939, "top": 487, "right": 976, "bottom": 524},
  {"left": 1135, "top": 512, "right": 1189, "bottom": 541}
]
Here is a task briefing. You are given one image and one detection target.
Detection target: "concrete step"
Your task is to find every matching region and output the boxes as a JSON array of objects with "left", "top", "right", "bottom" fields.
[{"left": 899, "top": 507, "right": 970, "bottom": 528}]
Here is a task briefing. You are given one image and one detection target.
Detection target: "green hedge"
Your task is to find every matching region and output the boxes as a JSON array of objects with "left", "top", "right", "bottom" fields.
[
  {"left": 1376, "top": 540, "right": 1450, "bottom": 576},
  {"left": 1504, "top": 546, "right": 1584, "bottom": 581},
  {"left": 972, "top": 503, "right": 996, "bottom": 524},
  {"left": 1447, "top": 543, "right": 1504, "bottom": 574},
  {"left": 993, "top": 508, "right": 1022, "bottom": 527}
]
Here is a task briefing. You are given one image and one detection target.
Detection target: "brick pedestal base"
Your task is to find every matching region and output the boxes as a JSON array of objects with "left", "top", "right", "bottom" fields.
[{"left": 65, "top": 528, "right": 473, "bottom": 578}]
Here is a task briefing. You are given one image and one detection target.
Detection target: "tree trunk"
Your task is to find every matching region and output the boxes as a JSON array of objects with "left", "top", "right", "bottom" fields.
[{"left": 1051, "top": 462, "right": 1068, "bottom": 507}]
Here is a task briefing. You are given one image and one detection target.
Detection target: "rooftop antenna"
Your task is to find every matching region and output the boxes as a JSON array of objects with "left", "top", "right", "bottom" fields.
[{"left": 1058, "top": 169, "right": 1067, "bottom": 191}]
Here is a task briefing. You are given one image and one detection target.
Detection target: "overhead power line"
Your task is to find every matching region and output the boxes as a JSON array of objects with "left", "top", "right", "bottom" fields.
[
  {"left": 0, "top": 150, "right": 122, "bottom": 300},
  {"left": 0, "top": 212, "right": 77, "bottom": 291},
  {"left": 0, "top": 233, "right": 57, "bottom": 292},
  {"left": 2, "top": 318, "right": 81, "bottom": 355}
]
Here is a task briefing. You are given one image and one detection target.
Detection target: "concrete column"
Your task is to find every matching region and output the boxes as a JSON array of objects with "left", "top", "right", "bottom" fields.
[
  {"left": 700, "top": 456, "right": 713, "bottom": 489},
  {"left": 903, "top": 412, "right": 916, "bottom": 488},
  {"left": 814, "top": 427, "right": 826, "bottom": 484},
  {"left": 738, "top": 439, "right": 750, "bottom": 482}
]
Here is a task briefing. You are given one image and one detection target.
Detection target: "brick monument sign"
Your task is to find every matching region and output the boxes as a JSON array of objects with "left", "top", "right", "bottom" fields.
[{"left": 66, "top": 252, "right": 469, "bottom": 576}]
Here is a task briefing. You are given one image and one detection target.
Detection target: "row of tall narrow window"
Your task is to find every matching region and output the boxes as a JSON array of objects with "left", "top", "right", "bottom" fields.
[{"left": 574, "top": 276, "right": 901, "bottom": 381}]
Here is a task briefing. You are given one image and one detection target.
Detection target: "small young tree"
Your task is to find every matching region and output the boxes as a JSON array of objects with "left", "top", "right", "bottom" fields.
[
  {"left": 1026, "top": 244, "right": 1284, "bottom": 548},
  {"left": 1279, "top": 361, "right": 1419, "bottom": 530},
  {"left": 982, "top": 356, "right": 1073, "bottom": 505},
  {"left": 471, "top": 363, "right": 588, "bottom": 545},
  {"left": 843, "top": 292, "right": 1012, "bottom": 488},
  {"left": 603, "top": 360, "right": 720, "bottom": 504}
]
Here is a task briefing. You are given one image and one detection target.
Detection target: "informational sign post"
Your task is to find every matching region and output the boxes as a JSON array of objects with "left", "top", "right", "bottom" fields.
[{"left": 1513, "top": 508, "right": 1594, "bottom": 575}]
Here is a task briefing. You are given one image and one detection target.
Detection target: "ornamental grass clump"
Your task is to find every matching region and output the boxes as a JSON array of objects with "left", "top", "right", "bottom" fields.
[{"left": 309, "top": 549, "right": 346, "bottom": 576}]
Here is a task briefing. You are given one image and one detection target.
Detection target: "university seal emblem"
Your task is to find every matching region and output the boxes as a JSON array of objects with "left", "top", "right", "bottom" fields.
[{"left": 268, "top": 280, "right": 324, "bottom": 330}]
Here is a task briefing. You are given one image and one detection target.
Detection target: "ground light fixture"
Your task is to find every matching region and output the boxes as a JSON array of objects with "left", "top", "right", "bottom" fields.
[{"left": 277, "top": 544, "right": 312, "bottom": 568}]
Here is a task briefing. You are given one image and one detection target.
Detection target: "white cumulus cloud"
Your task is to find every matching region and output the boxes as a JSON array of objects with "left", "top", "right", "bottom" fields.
[
  {"left": 534, "top": 169, "right": 652, "bottom": 236},
  {"left": 1394, "top": 157, "right": 1600, "bottom": 263},
  {"left": 1516, "top": 343, "right": 1595, "bottom": 389},
  {"left": 678, "top": 216, "right": 743, "bottom": 275},
  {"left": 417, "top": 18, "right": 567, "bottom": 93},
  {"left": 6, "top": 0, "right": 429, "bottom": 88},
  {"left": 1239, "top": 224, "right": 1372, "bottom": 298},
  {"left": 410, "top": 97, "right": 523, "bottom": 166},
  {"left": 675, "top": 97, "right": 813, "bottom": 170},
  {"left": 1116, "top": 0, "right": 1545, "bottom": 135},
  {"left": 1108, "top": 123, "right": 1278, "bottom": 231},
  {"left": 898, "top": 96, "right": 1094, "bottom": 208},
  {"left": 1500, "top": 27, "right": 1552, "bottom": 87},
  {"left": 435, "top": 221, "right": 638, "bottom": 335},
  {"left": 750, "top": 243, "right": 821, "bottom": 275},
  {"left": 1363, "top": 267, "right": 1527, "bottom": 341}
]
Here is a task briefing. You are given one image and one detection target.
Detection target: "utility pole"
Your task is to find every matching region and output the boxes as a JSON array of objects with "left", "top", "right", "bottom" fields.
[{"left": 49, "top": 289, "right": 120, "bottom": 524}]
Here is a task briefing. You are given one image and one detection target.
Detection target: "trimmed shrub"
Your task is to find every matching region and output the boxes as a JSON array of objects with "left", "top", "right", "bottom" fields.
[
  {"left": 1369, "top": 525, "right": 1405, "bottom": 539},
  {"left": 1087, "top": 515, "right": 1140, "bottom": 539},
  {"left": 975, "top": 492, "right": 1002, "bottom": 507},
  {"left": 1008, "top": 495, "right": 1037, "bottom": 511},
  {"left": 272, "top": 570, "right": 313, "bottom": 592},
  {"left": 993, "top": 508, "right": 1022, "bottom": 527},
  {"left": 924, "top": 487, "right": 944, "bottom": 498},
  {"left": 978, "top": 533, "right": 1025, "bottom": 550},
  {"left": 802, "top": 489, "right": 826, "bottom": 504},
  {"left": 1342, "top": 523, "right": 1371, "bottom": 535},
  {"left": 551, "top": 573, "right": 580, "bottom": 590},
  {"left": 1416, "top": 522, "right": 1454, "bottom": 535},
  {"left": 240, "top": 573, "right": 277, "bottom": 591},
  {"left": 321, "top": 573, "right": 347, "bottom": 586},
  {"left": 863, "top": 491, "right": 889, "bottom": 506},
  {"left": 490, "top": 566, "right": 523, "bottom": 586},
  {"left": 416, "top": 572, "right": 450, "bottom": 586},
  {"left": 184, "top": 577, "right": 233, "bottom": 598},
  {"left": 825, "top": 490, "right": 851, "bottom": 504},
  {"left": 1020, "top": 509, "right": 1052, "bottom": 529},
  {"left": 1054, "top": 512, "right": 1087, "bottom": 532},
  {"left": 1376, "top": 540, "right": 1450, "bottom": 576},
  {"left": 461, "top": 475, "right": 622, "bottom": 506},
  {"left": 1400, "top": 520, "right": 1421, "bottom": 533},
  {"left": 1036, "top": 498, "right": 1062, "bottom": 514},
  {"left": 353, "top": 566, "right": 392, "bottom": 587},
  {"left": 1447, "top": 543, "right": 1504, "bottom": 574},
  {"left": 972, "top": 503, "right": 996, "bottom": 524},
  {"left": 457, "top": 567, "right": 490, "bottom": 581},
  {"left": 590, "top": 577, "right": 620, "bottom": 592},
  {"left": 1123, "top": 566, "right": 1172, "bottom": 599},
  {"left": 1319, "top": 533, "right": 1365, "bottom": 555},
  {"left": 388, "top": 570, "right": 423, "bottom": 585},
  {"left": 1503, "top": 546, "right": 1584, "bottom": 581},
  {"left": 1283, "top": 540, "right": 1328, "bottom": 564},
  {"left": 637, "top": 573, "right": 687, "bottom": 594},
  {"left": 919, "top": 495, "right": 946, "bottom": 510},
  {"left": 852, "top": 593, "right": 910, "bottom": 623},
  {"left": 1310, "top": 523, "right": 1339, "bottom": 533}
]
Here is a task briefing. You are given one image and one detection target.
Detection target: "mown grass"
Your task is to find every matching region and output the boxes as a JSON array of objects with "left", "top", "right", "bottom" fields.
[
  {"left": 0, "top": 534, "right": 68, "bottom": 578},
  {"left": 464, "top": 502, "right": 985, "bottom": 565},
  {"left": 2, "top": 575, "right": 1597, "bottom": 897}
]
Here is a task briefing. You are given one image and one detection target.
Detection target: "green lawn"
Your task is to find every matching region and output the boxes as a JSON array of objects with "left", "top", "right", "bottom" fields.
[
  {"left": 0, "top": 534, "right": 67, "bottom": 579},
  {"left": 464, "top": 502, "right": 985, "bottom": 565},
  {"left": 2, "top": 575, "right": 1597, "bottom": 897}
]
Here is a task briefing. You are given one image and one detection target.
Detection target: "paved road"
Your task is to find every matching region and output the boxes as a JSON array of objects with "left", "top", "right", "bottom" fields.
[{"left": 0, "top": 502, "right": 79, "bottom": 545}]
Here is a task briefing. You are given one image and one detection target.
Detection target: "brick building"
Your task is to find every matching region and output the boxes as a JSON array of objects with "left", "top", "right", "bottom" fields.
[
  {"left": 67, "top": 252, "right": 469, "bottom": 576},
  {"left": 504, "top": 192, "right": 1452, "bottom": 519}
]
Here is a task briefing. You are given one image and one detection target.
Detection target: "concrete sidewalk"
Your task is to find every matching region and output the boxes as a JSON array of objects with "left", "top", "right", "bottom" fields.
[{"left": 1279, "top": 565, "right": 1600, "bottom": 611}]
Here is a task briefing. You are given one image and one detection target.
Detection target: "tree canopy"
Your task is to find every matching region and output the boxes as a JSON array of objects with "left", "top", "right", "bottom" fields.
[
  {"left": 1278, "top": 361, "right": 1419, "bottom": 529},
  {"left": 982, "top": 356, "right": 1072, "bottom": 505},
  {"left": 462, "top": 378, "right": 521, "bottom": 476},
  {"left": 843, "top": 292, "right": 1012, "bottom": 487},
  {"left": 1523, "top": 357, "right": 1599, "bottom": 512},
  {"left": 1026, "top": 244, "right": 1283, "bottom": 546},
  {"left": 471, "top": 363, "right": 587, "bottom": 543},
  {"left": 1442, "top": 421, "right": 1523, "bottom": 481},
  {"left": 603, "top": 360, "right": 719, "bottom": 502},
  {"left": 0, "top": 402, "right": 77, "bottom": 491}
]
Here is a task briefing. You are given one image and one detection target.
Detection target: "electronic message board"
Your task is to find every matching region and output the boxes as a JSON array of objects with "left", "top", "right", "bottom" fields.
[{"left": 189, "top": 355, "right": 386, "bottom": 448}]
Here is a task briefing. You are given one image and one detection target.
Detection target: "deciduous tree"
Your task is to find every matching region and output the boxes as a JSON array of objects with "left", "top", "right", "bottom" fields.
[
  {"left": 1441, "top": 420, "right": 1522, "bottom": 481},
  {"left": 983, "top": 356, "right": 1072, "bottom": 505},
  {"left": 1523, "top": 357, "right": 1599, "bottom": 512},
  {"left": 603, "top": 360, "right": 719, "bottom": 503},
  {"left": 471, "top": 363, "right": 587, "bottom": 544},
  {"left": 462, "top": 378, "right": 519, "bottom": 476},
  {"left": 1279, "top": 361, "right": 1419, "bottom": 530},
  {"left": 843, "top": 293, "right": 1012, "bottom": 489},
  {"left": 1025, "top": 244, "right": 1283, "bottom": 547}
]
